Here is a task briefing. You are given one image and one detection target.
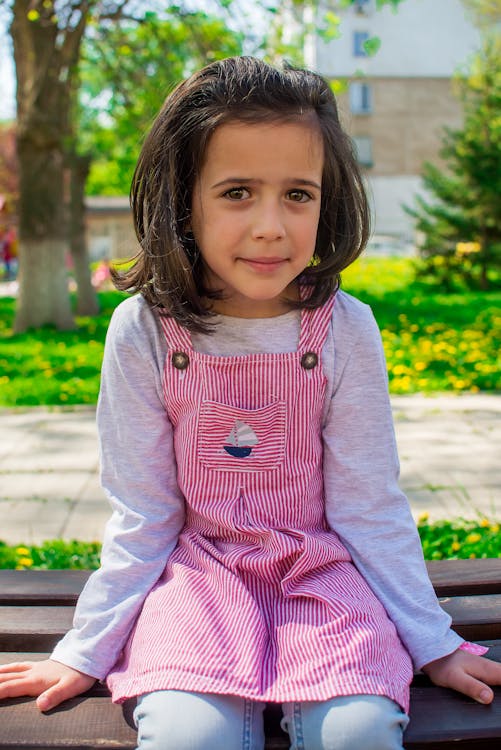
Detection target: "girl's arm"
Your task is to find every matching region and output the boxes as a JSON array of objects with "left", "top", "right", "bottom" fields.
[
  {"left": 1, "top": 296, "right": 184, "bottom": 709},
  {"left": 49, "top": 297, "right": 185, "bottom": 680},
  {"left": 322, "top": 294, "right": 500, "bottom": 702}
]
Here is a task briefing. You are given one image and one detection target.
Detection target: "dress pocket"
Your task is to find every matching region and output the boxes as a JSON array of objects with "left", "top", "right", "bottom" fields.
[{"left": 198, "top": 399, "right": 287, "bottom": 472}]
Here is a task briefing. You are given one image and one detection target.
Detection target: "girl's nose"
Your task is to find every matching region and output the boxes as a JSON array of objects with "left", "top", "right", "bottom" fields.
[{"left": 251, "top": 203, "right": 286, "bottom": 241}]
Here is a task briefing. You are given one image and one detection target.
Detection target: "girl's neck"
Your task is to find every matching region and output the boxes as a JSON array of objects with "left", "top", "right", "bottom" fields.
[{"left": 206, "top": 281, "right": 300, "bottom": 319}]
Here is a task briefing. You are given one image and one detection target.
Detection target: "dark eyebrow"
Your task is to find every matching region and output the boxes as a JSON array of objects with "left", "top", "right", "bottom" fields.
[{"left": 211, "top": 177, "right": 322, "bottom": 190}]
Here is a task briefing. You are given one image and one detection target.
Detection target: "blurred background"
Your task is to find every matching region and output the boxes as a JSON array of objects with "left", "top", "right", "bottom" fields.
[{"left": 0, "top": 0, "right": 499, "bottom": 560}]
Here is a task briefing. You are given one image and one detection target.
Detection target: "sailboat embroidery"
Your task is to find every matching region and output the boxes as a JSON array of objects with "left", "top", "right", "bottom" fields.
[{"left": 223, "top": 420, "right": 259, "bottom": 458}]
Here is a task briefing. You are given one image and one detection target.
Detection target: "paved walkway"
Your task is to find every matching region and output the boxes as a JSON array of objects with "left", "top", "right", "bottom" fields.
[{"left": 0, "top": 394, "right": 499, "bottom": 544}]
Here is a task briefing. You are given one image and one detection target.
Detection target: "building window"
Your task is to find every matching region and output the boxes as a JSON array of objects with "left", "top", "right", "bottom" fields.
[
  {"left": 349, "top": 82, "right": 372, "bottom": 114},
  {"left": 353, "top": 31, "right": 370, "bottom": 57},
  {"left": 354, "top": 0, "right": 372, "bottom": 14},
  {"left": 352, "top": 136, "right": 373, "bottom": 167}
]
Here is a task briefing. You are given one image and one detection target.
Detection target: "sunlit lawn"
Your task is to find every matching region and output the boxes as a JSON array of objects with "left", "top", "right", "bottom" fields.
[
  {"left": 0, "top": 257, "right": 499, "bottom": 406},
  {"left": 343, "top": 257, "right": 501, "bottom": 395},
  {"left": 0, "top": 291, "right": 126, "bottom": 406}
]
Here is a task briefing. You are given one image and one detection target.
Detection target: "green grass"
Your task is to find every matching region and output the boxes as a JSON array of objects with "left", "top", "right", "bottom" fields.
[
  {"left": 1, "top": 517, "right": 498, "bottom": 568},
  {"left": 417, "top": 516, "right": 500, "bottom": 560},
  {"left": 0, "top": 539, "right": 102, "bottom": 570},
  {"left": 342, "top": 257, "right": 501, "bottom": 394},
  {"left": 0, "top": 257, "right": 499, "bottom": 406},
  {"left": 0, "top": 291, "right": 126, "bottom": 406}
]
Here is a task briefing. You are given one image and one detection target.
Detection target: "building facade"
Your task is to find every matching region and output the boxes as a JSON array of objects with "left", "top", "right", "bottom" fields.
[
  {"left": 310, "top": 0, "right": 481, "bottom": 247},
  {"left": 85, "top": 196, "right": 137, "bottom": 262}
]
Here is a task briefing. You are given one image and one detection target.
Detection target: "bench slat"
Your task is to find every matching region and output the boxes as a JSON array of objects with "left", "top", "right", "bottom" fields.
[
  {"left": 1, "top": 638, "right": 500, "bottom": 686},
  {"left": 1, "top": 687, "right": 500, "bottom": 750},
  {"left": 0, "top": 644, "right": 500, "bottom": 748},
  {"left": 426, "top": 559, "right": 501, "bottom": 597},
  {"left": 0, "top": 694, "right": 137, "bottom": 749},
  {"left": 0, "top": 559, "right": 500, "bottom": 606},
  {"left": 2, "top": 596, "right": 500, "bottom": 653},
  {"left": 439, "top": 594, "right": 501, "bottom": 640},
  {"left": 0, "top": 607, "right": 74, "bottom": 651},
  {"left": 404, "top": 685, "right": 501, "bottom": 747},
  {"left": 0, "top": 570, "right": 91, "bottom": 606},
  {"left": 1, "top": 565, "right": 501, "bottom": 749}
]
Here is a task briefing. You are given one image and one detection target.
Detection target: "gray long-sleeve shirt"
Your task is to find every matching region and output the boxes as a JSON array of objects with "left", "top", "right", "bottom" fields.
[{"left": 51, "top": 289, "right": 463, "bottom": 680}]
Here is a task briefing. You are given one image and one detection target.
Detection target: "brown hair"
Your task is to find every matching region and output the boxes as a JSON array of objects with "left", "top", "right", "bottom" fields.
[{"left": 114, "top": 56, "right": 370, "bottom": 331}]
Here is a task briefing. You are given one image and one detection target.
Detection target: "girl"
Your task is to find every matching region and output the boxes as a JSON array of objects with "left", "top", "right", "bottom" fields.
[{"left": 0, "top": 57, "right": 499, "bottom": 750}]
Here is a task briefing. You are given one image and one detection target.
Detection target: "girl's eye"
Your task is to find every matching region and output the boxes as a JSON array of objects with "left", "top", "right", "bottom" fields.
[
  {"left": 287, "top": 190, "right": 311, "bottom": 203},
  {"left": 223, "top": 187, "right": 249, "bottom": 200}
]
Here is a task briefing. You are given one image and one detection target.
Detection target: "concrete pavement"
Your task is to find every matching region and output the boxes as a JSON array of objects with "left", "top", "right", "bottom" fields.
[{"left": 0, "top": 394, "right": 499, "bottom": 545}]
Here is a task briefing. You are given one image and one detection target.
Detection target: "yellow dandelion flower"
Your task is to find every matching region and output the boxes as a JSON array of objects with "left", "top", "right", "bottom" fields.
[
  {"left": 392, "top": 364, "right": 408, "bottom": 376},
  {"left": 415, "top": 362, "right": 427, "bottom": 371},
  {"left": 451, "top": 541, "right": 461, "bottom": 552},
  {"left": 466, "top": 533, "right": 481, "bottom": 544},
  {"left": 15, "top": 546, "right": 30, "bottom": 556},
  {"left": 418, "top": 512, "right": 429, "bottom": 524},
  {"left": 17, "top": 557, "right": 34, "bottom": 567},
  {"left": 469, "top": 553, "right": 477, "bottom": 559},
  {"left": 480, "top": 519, "right": 490, "bottom": 528},
  {"left": 490, "top": 524, "right": 500, "bottom": 533}
]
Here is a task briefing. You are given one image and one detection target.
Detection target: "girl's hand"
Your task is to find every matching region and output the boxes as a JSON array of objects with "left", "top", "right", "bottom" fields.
[
  {"left": 0, "top": 659, "right": 96, "bottom": 711},
  {"left": 423, "top": 648, "right": 501, "bottom": 704}
]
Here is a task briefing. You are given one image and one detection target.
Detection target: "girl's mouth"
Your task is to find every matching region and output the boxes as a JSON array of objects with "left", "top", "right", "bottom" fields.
[{"left": 240, "top": 257, "right": 287, "bottom": 273}]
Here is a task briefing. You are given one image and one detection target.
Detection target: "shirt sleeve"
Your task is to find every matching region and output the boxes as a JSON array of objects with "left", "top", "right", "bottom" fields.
[
  {"left": 51, "top": 297, "right": 186, "bottom": 680},
  {"left": 322, "top": 298, "right": 463, "bottom": 669}
]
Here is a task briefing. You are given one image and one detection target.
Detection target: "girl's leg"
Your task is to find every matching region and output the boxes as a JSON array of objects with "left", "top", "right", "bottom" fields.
[
  {"left": 281, "top": 694, "right": 409, "bottom": 750},
  {"left": 133, "top": 689, "right": 266, "bottom": 750}
]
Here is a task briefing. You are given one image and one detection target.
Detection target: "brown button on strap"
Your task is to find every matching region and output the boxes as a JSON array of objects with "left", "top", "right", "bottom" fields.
[
  {"left": 301, "top": 352, "right": 318, "bottom": 370},
  {"left": 172, "top": 351, "right": 190, "bottom": 370}
]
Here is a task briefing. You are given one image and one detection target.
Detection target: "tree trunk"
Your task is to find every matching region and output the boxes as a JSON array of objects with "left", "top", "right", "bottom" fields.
[
  {"left": 68, "top": 153, "right": 99, "bottom": 315},
  {"left": 14, "top": 131, "right": 74, "bottom": 331},
  {"left": 14, "top": 238, "right": 73, "bottom": 331},
  {"left": 11, "top": 0, "right": 88, "bottom": 331}
]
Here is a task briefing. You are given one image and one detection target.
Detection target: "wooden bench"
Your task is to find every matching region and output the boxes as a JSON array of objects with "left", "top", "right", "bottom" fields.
[{"left": 1, "top": 560, "right": 500, "bottom": 749}]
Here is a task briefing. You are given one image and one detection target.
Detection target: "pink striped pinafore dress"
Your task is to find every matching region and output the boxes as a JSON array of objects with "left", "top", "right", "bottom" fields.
[{"left": 107, "top": 296, "right": 413, "bottom": 711}]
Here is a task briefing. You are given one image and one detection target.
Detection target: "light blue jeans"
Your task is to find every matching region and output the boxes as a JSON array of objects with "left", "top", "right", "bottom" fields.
[{"left": 133, "top": 690, "right": 409, "bottom": 750}]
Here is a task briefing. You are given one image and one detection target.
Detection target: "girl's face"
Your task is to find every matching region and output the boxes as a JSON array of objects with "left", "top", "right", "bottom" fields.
[{"left": 191, "top": 118, "right": 324, "bottom": 317}]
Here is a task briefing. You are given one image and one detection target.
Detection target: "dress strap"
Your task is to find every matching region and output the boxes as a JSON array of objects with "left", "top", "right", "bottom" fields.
[
  {"left": 297, "top": 293, "right": 336, "bottom": 355},
  {"left": 157, "top": 311, "right": 192, "bottom": 352}
]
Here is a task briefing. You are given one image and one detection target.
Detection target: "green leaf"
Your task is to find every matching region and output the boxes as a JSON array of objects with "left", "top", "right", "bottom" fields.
[{"left": 363, "top": 36, "right": 382, "bottom": 56}]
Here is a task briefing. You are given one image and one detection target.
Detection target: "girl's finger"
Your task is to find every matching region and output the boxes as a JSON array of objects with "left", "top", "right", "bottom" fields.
[
  {"left": 452, "top": 672, "right": 493, "bottom": 704},
  {"left": 0, "top": 662, "right": 33, "bottom": 673},
  {"left": 0, "top": 671, "right": 31, "bottom": 683},
  {"left": 0, "top": 677, "right": 41, "bottom": 699},
  {"left": 37, "top": 680, "right": 74, "bottom": 712},
  {"left": 469, "top": 657, "right": 501, "bottom": 686}
]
